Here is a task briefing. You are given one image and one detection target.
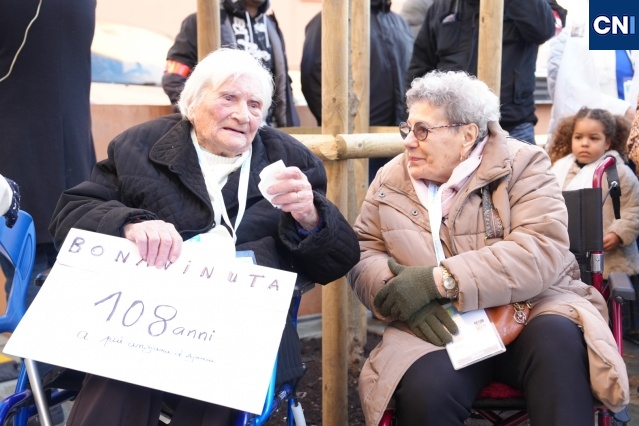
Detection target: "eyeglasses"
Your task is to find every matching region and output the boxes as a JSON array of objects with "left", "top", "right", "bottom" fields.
[{"left": 399, "top": 121, "right": 466, "bottom": 141}]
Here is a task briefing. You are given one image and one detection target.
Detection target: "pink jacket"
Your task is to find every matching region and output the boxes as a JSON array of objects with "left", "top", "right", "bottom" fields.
[{"left": 347, "top": 124, "right": 629, "bottom": 425}]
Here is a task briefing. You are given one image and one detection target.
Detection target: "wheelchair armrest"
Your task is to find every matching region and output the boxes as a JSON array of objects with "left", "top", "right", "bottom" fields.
[
  {"left": 608, "top": 272, "right": 636, "bottom": 302},
  {"left": 35, "top": 267, "right": 52, "bottom": 287}
]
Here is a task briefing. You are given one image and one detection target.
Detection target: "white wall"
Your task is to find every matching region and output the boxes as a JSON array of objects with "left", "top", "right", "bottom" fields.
[{"left": 96, "top": 0, "right": 197, "bottom": 40}]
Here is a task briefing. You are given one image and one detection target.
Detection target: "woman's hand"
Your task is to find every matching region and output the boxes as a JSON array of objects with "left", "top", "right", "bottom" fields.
[
  {"left": 268, "top": 166, "right": 320, "bottom": 231},
  {"left": 406, "top": 300, "right": 459, "bottom": 346},
  {"left": 374, "top": 259, "right": 442, "bottom": 321},
  {"left": 123, "top": 220, "right": 182, "bottom": 268},
  {"left": 603, "top": 232, "right": 622, "bottom": 252}
]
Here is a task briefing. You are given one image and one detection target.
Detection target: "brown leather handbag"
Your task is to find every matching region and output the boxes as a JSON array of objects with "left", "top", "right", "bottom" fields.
[
  {"left": 486, "top": 302, "right": 532, "bottom": 346},
  {"left": 481, "top": 186, "right": 532, "bottom": 346}
]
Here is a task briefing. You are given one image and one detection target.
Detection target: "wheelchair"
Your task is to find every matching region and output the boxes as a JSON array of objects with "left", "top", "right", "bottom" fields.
[
  {"left": 0, "top": 215, "right": 313, "bottom": 426},
  {"left": 0, "top": 210, "right": 60, "bottom": 426},
  {"left": 379, "top": 155, "right": 636, "bottom": 426}
]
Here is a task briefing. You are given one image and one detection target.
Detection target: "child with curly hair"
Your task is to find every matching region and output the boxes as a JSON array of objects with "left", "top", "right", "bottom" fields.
[{"left": 549, "top": 107, "right": 639, "bottom": 341}]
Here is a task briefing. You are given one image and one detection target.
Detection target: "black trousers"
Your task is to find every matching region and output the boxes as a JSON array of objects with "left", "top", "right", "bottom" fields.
[
  {"left": 394, "top": 314, "right": 594, "bottom": 425},
  {"left": 66, "top": 374, "right": 236, "bottom": 426}
]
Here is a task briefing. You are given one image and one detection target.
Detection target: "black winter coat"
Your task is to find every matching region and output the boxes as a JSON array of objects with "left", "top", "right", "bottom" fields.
[
  {"left": 407, "top": 0, "right": 558, "bottom": 131},
  {"left": 49, "top": 113, "right": 360, "bottom": 384},
  {"left": 301, "top": 6, "right": 414, "bottom": 127},
  {"left": 0, "top": 0, "right": 96, "bottom": 244}
]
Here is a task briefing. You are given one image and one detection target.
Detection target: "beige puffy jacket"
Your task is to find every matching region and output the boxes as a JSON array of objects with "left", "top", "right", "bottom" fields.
[{"left": 347, "top": 124, "right": 629, "bottom": 425}]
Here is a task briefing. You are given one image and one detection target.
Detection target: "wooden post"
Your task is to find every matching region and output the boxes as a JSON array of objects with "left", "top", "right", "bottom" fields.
[
  {"left": 321, "top": 0, "right": 349, "bottom": 424},
  {"left": 350, "top": 0, "right": 371, "bottom": 206},
  {"left": 477, "top": 0, "right": 503, "bottom": 95},
  {"left": 196, "top": 0, "right": 220, "bottom": 61},
  {"left": 348, "top": 0, "right": 370, "bottom": 375}
]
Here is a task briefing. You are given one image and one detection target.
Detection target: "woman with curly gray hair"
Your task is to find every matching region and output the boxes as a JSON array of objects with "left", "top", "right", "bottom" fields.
[{"left": 347, "top": 70, "right": 628, "bottom": 425}]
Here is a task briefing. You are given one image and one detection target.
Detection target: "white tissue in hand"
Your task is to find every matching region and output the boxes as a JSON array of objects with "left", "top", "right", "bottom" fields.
[{"left": 258, "top": 160, "right": 286, "bottom": 207}]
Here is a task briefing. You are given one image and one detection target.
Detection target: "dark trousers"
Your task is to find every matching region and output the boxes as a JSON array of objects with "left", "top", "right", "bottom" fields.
[
  {"left": 66, "top": 374, "right": 236, "bottom": 426},
  {"left": 394, "top": 315, "right": 593, "bottom": 425},
  {"left": 506, "top": 122, "right": 536, "bottom": 145}
]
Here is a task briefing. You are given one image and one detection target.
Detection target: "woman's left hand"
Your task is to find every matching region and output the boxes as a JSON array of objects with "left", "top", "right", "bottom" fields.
[
  {"left": 603, "top": 232, "right": 622, "bottom": 252},
  {"left": 267, "top": 166, "right": 319, "bottom": 231}
]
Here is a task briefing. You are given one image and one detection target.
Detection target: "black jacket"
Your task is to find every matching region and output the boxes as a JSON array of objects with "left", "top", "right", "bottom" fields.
[
  {"left": 301, "top": 3, "right": 414, "bottom": 126},
  {"left": 49, "top": 114, "right": 360, "bottom": 383},
  {"left": 407, "top": 0, "right": 559, "bottom": 131},
  {"left": 162, "top": 2, "right": 300, "bottom": 128},
  {"left": 0, "top": 0, "right": 96, "bottom": 244}
]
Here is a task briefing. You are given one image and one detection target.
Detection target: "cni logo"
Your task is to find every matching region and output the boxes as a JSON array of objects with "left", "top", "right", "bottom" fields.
[{"left": 592, "top": 15, "right": 636, "bottom": 34}]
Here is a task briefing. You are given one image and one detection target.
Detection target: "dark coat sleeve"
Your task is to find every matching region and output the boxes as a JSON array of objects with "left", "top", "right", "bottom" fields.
[
  {"left": 48, "top": 118, "right": 180, "bottom": 248},
  {"left": 300, "top": 13, "right": 323, "bottom": 126},
  {"left": 275, "top": 138, "right": 360, "bottom": 284},
  {"left": 279, "top": 193, "right": 360, "bottom": 285},
  {"left": 162, "top": 13, "right": 198, "bottom": 107},
  {"left": 234, "top": 128, "right": 360, "bottom": 285},
  {"left": 406, "top": 3, "right": 440, "bottom": 86},
  {"left": 162, "top": 73, "right": 187, "bottom": 109},
  {"left": 165, "top": 13, "right": 199, "bottom": 68},
  {"left": 504, "top": 0, "right": 556, "bottom": 45}
]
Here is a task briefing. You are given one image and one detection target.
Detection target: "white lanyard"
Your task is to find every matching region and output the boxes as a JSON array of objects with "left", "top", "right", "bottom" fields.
[
  {"left": 211, "top": 156, "right": 250, "bottom": 243},
  {"left": 426, "top": 182, "right": 446, "bottom": 264},
  {"left": 192, "top": 136, "right": 251, "bottom": 244}
]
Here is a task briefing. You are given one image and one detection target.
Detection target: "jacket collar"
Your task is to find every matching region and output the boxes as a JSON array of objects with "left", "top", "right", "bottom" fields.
[
  {"left": 466, "top": 121, "right": 512, "bottom": 189},
  {"left": 148, "top": 118, "right": 271, "bottom": 213},
  {"left": 149, "top": 119, "right": 210, "bottom": 203},
  {"left": 149, "top": 119, "right": 198, "bottom": 172}
]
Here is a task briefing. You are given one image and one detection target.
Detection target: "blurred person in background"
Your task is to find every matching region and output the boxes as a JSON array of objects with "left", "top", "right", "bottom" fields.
[
  {"left": 407, "top": 0, "right": 567, "bottom": 145},
  {"left": 400, "top": 0, "right": 433, "bottom": 38},
  {"left": 162, "top": 0, "right": 300, "bottom": 128},
  {"left": 0, "top": 0, "right": 96, "bottom": 306},
  {"left": 300, "top": 0, "right": 414, "bottom": 183},
  {"left": 546, "top": 5, "right": 639, "bottom": 149}
]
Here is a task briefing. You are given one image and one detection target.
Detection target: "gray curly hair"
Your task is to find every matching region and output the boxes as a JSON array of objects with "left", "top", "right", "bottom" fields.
[{"left": 406, "top": 70, "right": 501, "bottom": 140}]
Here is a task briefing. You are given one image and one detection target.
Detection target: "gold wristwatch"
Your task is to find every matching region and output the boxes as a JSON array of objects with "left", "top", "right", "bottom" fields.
[{"left": 441, "top": 267, "right": 458, "bottom": 300}]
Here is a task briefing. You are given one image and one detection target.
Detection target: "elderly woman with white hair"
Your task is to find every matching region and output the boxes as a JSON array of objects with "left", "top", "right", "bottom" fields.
[
  {"left": 49, "top": 47, "right": 359, "bottom": 425},
  {"left": 347, "top": 70, "right": 629, "bottom": 425}
]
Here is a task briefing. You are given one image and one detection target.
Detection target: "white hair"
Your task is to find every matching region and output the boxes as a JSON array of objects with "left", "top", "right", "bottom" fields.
[{"left": 177, "top": 48, "right": 274, "bottom": 121}]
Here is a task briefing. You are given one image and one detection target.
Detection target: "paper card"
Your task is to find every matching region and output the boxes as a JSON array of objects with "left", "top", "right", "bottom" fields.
[
  {"left": 444, "top": 304, "right": 506, "bottom": 370},
  {"left": 4, "top": 228, "right": 296, "bottom": 414},
  {"left": 257, "top": 160, "right": 286, "bottom": 207}
]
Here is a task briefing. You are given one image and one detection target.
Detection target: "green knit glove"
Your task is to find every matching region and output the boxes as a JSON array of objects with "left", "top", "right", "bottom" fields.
[
  {"left": 407, "top": 301, "right": 459, "bottom": 346},
  {"left": 373, "top": 258, "right": 441, "bottom": 321}
]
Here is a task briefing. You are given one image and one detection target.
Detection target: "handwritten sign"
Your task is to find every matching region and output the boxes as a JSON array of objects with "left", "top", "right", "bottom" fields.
[{"left": 4, "top": 229, "right": 297, "bottom": 414}]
